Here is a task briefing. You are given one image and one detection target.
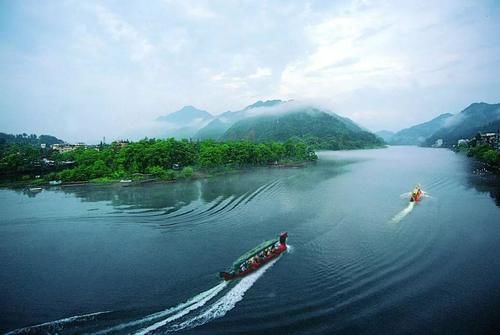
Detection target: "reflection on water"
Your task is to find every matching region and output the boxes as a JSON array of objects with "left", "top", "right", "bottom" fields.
[
  {"left": 1, "top": 147, "right": 499, "bottom": 335},
  {"left": 465, "top": 160, "right": 500, "bottom": 206}
]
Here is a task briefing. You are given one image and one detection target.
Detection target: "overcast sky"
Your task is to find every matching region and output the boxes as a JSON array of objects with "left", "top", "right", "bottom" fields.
[{"left": 1, "top": 0, "right": 499, "bottom": 142}]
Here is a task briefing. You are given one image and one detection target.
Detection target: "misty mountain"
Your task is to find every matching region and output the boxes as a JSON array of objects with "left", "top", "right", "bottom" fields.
[
  {"left": 221, "top": 108, "right": 384, "bottom": 150},
  {"left": 424, "top": 102, "right": 500, "bottom": 146},
  {"left": 0, "top": 133, "right": 64, "bottom": 146},
  {"left": 389, "top": 113, "right": 453, "bottom": 145},
  {"left": 375, "top": 130, "right": 395, "bottom": 143},
  {"left": 194, "top": 100, "right": 284, "bottom": 140},
  {"left": 156, "top": 106, "right": 214, "bottom": 139},
  {"left": 157, "top": 106, "right": 212, "bottom": 124}
]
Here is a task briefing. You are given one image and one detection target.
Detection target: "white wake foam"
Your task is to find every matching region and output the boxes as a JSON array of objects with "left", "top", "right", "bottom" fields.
[
  {"left": 170, "top": 257, "right": 280, "bottom": 333},
  {"left": 6, "top": 311, "right": 111, "bottom": 335},
  {"left": 391, "top": 201, "right": 415, "bottom": 224},
  {"left": 92, "top": 282, "right": 226, "bottom": 335},
  {"left": 133, "top": 281, "right": 227, "bottom": 335}
]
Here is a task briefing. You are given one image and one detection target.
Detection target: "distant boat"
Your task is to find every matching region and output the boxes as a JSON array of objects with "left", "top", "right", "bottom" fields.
[
  {"left": 49, "top": 180, "right": 62, "bottom": 185},
  {"left": 28, "top": 187, "right": 43, "bottom": 192},
  {"left": 219, "top": 232, "right": 288, "bottom": 281},
  {"left": 410, "top": 185, "right": 423, "bottom": 202},
  {"left": 120, "top": 179, "right": 132, "bottom": 183}
]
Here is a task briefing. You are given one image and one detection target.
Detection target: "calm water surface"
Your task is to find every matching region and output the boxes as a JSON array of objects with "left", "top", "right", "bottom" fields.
[{"left": 1, "top": 147, "right": 499, "bottom": 334}]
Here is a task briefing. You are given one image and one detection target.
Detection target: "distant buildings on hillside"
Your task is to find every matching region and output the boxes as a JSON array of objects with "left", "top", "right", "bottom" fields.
[
  {"left": 457, "top": 131, "right": 500, "bottom": 151},
  {"left": 48, "top": 140, "right": 129, "bottom": 153},
  {"left": 50, "top": 143, "right": 87, "bottom": 153}
]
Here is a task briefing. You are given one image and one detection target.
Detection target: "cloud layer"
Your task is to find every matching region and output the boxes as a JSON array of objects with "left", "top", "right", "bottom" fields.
[{"left": 1, "top": 0, "right": 499, "bottom": 142}]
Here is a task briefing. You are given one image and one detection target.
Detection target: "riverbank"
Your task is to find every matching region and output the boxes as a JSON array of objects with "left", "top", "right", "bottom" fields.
[
  {"left": 455, "top": 144, "right": 500, "bottom": 174},
  {"left": 0, "top": 160, "right": 314, "bottom": 190}
]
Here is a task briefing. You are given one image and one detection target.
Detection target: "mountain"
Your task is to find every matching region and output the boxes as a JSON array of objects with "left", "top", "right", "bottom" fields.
[
  {"left": 157, "top": 106, "right": 212, "bottom": 124},
  {"left": 425, "top": 102, "right": 500, "bottom": 146},
  {"left": 389, "top": 113, "right": 453, "bottom": 145},
  {"left": 375, "top": 130, "right": 395, "bottom": 143},
  {"left": 194, "top": 100, "right": 284, "bottom": 140},
  {"left": 156, "top": 106, "right": 213, "bottom": 139},
  {"left": 0, "top": 133, "right": 64, "bottom": 146},
  {"left": 221, "top": 108, "right": 384, "bottom": 150}
]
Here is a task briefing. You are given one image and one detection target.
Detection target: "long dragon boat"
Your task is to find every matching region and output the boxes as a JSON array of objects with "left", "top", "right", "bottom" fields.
[{"left": 219, "top": 232, "right": 288, "bottom": 281}]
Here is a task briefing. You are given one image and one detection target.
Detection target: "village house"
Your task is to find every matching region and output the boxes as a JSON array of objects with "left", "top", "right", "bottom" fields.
[
  {"left": 51, "top": 142, "right": 87, "bottom": 153},
  {"left": 466, "top": 131, "right": 500, "bottom": 151}
]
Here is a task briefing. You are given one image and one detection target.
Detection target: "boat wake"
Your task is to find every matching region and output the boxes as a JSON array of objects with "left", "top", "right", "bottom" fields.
[
  {"left": 5, "top": 311, "right": 111, "bottom": 335},
  {"left": 390, "top": 202, "right": 415, "bottom": 224},
  {"left": 135, "top": 257, "right": 280, "bottom": 334},
  {"left": 93, "top": 282, "right": 228, "bottom": 335},
  {"left": 7, "top": 256, "right": 282, "bottom": 335}
]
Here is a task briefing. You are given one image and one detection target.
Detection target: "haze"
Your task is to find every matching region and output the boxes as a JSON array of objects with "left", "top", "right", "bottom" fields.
[{"left": 1, "top": 0, "right": 499, "bottom": 143}]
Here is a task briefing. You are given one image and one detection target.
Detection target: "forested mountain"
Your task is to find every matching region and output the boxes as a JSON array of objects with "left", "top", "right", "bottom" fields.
[
  {"left": 194, "top": 100, "right": 284, "bottom": 140},
  {"left": 0, "top": 132, "right": 64, "bottom": 146},
  {"left": 156, "top": 106, "right": 214, "bottom": 139},
  {"left": 221, "top": 109, "right": 384, "bottom": 150},
  {"left": 389, "top": 113, "right": 453, "bottom": 145},
  {"left": 156, "top": 106, "right": 212, "bottom": 124},
  {"left": 425, "top": 102, "right": 500, "bottom": 146}
]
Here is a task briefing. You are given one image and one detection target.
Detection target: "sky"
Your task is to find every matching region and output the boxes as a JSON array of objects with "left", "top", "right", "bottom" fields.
[{"left": 1, "top": 0, "right": 500, "bottom": 143}]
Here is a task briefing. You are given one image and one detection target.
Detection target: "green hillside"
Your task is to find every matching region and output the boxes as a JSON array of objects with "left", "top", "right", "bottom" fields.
[
  {"left": 222, "top": 109, "right": 384, "bottom": 150},
  {"left": 425, "top": 102, "right": 500, "bottom": 146},
  {"left": 389, "top": 113, "right": 452, "bottom": 145}
]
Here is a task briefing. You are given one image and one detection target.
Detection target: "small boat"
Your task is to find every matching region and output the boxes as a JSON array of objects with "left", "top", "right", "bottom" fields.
[
  {"left": 410, "top": 186, "right": 423, "bottom": 202},
  {"left": 120, "top": 179, "right": 132, "bottom": 183},
  {"left": 219, "top": 232, "right": 288, "bottom": 281},
  {"left": 28, "top": 187, "right": 43, "bottom": 192},
  {"left": 49, "top": 180, "right": 62, "bottom": 186}
]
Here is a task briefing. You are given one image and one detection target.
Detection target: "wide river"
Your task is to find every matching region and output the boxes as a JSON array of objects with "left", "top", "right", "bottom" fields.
[{"left": 1, "top": 146, "right": 499, "bottom": 335}]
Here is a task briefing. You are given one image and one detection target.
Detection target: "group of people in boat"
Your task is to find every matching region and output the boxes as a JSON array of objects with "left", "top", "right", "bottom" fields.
[
  {"left": 411, "top": 184, "right": 423, "bottom": 201},
  {"left": 238, "top": 242, "right": 282, "bottom": 273}
]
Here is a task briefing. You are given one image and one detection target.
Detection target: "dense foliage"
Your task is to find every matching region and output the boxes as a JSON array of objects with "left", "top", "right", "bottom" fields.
[
  {"left": 461, "top": 144, "right": 500, "bottom": 167},
  {"left": 0, "top": 143, "right": 45, "bottom": 177},
  {"left": 0, "top": 138, "right": 317, "bottom": 183},
  {"left": 0, "top": 132, "right": 64, "bottom": 146},
  {"left": 222, "top": 110, "right": 384, "bottom": 150}
]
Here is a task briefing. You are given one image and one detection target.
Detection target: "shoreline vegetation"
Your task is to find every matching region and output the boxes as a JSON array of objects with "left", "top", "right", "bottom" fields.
[
  {"left": 0, "top": 138, "right": 318, "bottom": 188},
  {"left": 456, "top": 143, "right": 500, "bottom": 172}
]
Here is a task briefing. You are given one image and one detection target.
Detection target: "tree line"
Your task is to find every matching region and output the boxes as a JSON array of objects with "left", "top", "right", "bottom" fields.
[
  {"left": 0, "top": 138, "right": 317, "bottom": 183},
  {"left": 460, "top": 143, "right": 500, "bottom": 167}
]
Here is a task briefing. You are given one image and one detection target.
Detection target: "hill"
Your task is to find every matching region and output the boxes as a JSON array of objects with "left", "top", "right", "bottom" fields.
[
  {"left": 156, "top": 106, "right": 213, "bottom": 139},
  {"left": 156, "top": 105, "right": 212, "bottom": 124},
  {"left": 425, "top": 102, "right": 500, "bottom": 146},
  {"left": 0, "top": 133, "right": 64, "bottom": 146},
  {"left": 194, "top": 100, "right": 284, "bottom": 140},
  {"left": 389, "top": 113, "right": 453, "bottom": 145},
  {"left": 221, "top": 108, "right": 384, "bottom": 150}
]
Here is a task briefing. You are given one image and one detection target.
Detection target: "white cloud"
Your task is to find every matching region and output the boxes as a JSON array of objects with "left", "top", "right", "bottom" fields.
[
  {"left": 249, "top": 67, "right": 272, "bottom": 79},
  {"left": 92, "top": 4, "right": 153, "bottom": 61},
  {"left": 1, "top": 0, "right": 500, "bottom": 141}
]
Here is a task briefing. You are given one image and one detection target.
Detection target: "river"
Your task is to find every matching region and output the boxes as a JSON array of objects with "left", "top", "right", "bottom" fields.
[{"left": 1, "top": 146, "right": 499, "bottom": 334}]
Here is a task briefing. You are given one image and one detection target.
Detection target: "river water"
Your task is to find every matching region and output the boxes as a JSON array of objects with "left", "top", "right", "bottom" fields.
[{"left": 1, "top": 146, "right": 499, "bottom": 335}]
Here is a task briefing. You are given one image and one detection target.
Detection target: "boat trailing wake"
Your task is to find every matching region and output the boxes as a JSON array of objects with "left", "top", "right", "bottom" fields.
[
  {"left": 5, "top": 256, "right": 282, "bottom": 335},
  {"left": 391, "top": 201, "right": 415, "bottom": 224},
  {"left": 165, "top": 257, "right": 280, "bottom": 334},
  {"left": 135, "top": 257, "right": 279, "bottom": 335},
  {"left": 92, "top": 282, "right": 228, "bottom": 335},
  {"left": 6, "top": 257, "right": 281, "bottom": 335}
]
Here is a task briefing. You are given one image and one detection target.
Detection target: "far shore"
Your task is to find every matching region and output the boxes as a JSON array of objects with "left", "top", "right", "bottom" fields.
[{"left": 0, "top": 161, "right": 314, "bottom": 190}]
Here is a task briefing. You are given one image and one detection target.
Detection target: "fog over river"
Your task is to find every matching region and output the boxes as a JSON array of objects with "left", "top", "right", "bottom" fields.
[{"left": 1, "top": 146, "right": 499, "bottom": 334}]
